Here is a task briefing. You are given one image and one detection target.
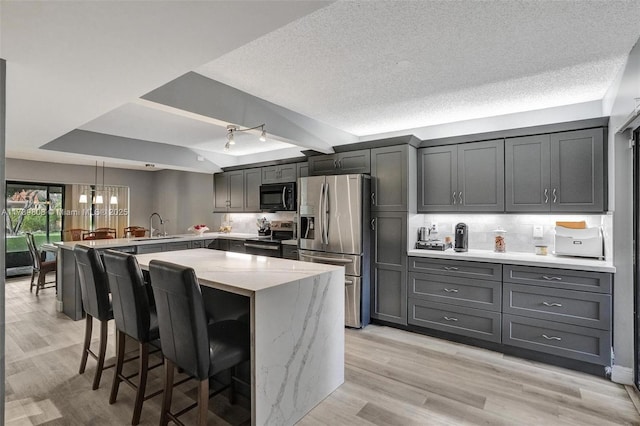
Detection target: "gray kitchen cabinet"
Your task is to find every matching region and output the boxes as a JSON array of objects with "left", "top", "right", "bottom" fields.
[
  {"left": 409, "top": 272, "right": 501, "bottom": 312},
  {"left": 308, "top": 149, "right": 371, "bottom": 175},
  {"left": 297, "top": 162, "right": 308, "bottom": 178},
  {"left": 136, "top": 243, "right": 165, "bottom": 254},
  {"left": 409, "top": 257, "right": 502, "bottom": 281},
  {"left": 243, "top": 168, "right": 262, "bottom": 212},
  {"left": 502, "top": 264, "right": 612, "bottom": 366},
  {"left": 371, "top": 145, "right": 415, "bottom": 212},
  {"left": 371, "top": 212, "right": 407, "bottom": 325},
  {"left": 505, "top": 128, "right": 605, "bottom": 213},
  {"left": 418, "top": 139, "right": 504, "bottom": 212},
  {"left": 282, "top": 244, "right": 299, "bottom": 260},
  {"left": 209, "top": 238, "right": 230, "bottom": 251},
  {"left": 409, "top": 299, "right": 502, "bottom": 343},
  {"left": 261, "top": 164, "right": 297, "bottom": 184},
  {"left": 164, "top": 241, "right": 192, "bottom": 251},
  {"left": 213, "top": 170, "right": 244, "bottom": 212}
]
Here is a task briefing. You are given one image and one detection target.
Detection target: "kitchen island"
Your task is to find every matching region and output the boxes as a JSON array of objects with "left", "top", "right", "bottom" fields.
[{"left": 135, "top": 249, "right": 344, "bottom": 426}]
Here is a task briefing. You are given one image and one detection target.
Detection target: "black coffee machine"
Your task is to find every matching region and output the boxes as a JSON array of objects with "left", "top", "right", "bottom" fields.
[{"left": 454, "top": 223, "right": 468, "bottom": 252}]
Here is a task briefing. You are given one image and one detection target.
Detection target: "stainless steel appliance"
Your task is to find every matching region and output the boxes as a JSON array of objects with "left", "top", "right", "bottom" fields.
[
  {"left": 243, "top": 220, "right": 295, "bottom": 257},
  {"left": 454, "top": 223, "right": 468, "bottom": 252},
  {"left": 259, "top": 182, "right": 296, "bottom": 212},
  {"left": 297, "top": 174, "right": 370, "bottom": 328}
]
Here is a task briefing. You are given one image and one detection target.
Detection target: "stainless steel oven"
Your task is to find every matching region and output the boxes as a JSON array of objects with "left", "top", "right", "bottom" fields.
[
  {"left": 259, "top": 182, "right": 296, "bottom": 212},
  {"left": 243, "top": 239, "right": 282, "bottom": 257}
]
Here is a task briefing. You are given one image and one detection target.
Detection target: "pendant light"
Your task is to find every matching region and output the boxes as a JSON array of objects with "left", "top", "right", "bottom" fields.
[
  {"left": 224, "top": 123, "right": 266, "bottom": 151},
  {"left": 92, "top": 161, "right": 103, "bottom": 204}
]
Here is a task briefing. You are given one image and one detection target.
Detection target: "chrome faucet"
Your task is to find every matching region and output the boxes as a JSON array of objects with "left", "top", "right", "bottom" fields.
[{"left": 149, "top": 212, "right": 166, "bottom": 237}]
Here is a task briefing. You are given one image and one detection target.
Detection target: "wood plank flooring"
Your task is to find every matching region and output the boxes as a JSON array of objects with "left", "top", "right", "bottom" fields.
[{"left": 4, "top": 275, "right": 640, "bottom": 425}]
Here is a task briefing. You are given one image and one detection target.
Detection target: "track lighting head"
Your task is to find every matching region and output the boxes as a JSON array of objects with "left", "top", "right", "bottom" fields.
[{"left": 223, "top": 123, "right": 266, "bottom": 151}]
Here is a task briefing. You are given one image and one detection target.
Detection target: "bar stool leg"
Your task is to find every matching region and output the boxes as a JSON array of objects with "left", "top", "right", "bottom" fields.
[
  {"left": 131, "top": 342, "right": 149, "bottom": 425},
  {"left": 79, "top": 315, "right": 93, "bottom": 374},
  {"left": 109, "top": 329, "right": 126, "bottom": 404},
  {"left": 197, "top": 379, "right": 208, "bottom": 426},
  {"left": 92, "top": 319, "right": 109, "bottom": 390},
  {"left": 160, "top": 359, "right": 174, "bottom": 426}
]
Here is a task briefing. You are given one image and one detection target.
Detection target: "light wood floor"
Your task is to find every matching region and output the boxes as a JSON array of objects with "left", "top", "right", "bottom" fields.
[{"left": 5, "top": 275, "right": 640, "bottom": 425}]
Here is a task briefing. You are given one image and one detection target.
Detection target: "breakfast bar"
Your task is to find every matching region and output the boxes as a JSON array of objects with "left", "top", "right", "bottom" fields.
[{"left": 135, "top": 249, "right": 345, "bottom": 426}]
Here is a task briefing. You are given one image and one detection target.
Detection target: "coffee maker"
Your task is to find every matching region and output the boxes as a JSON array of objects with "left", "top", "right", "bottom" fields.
[{"left": 454, "top": 223, "right": 468, "bottom": 252}]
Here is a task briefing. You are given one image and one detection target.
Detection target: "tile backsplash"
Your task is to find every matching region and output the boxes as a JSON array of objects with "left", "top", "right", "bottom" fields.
[
  {"left": 212, "top": 212, "right": 296, "bottom": 234},
  {"left": 410, "top": 213, "right": 612, "bottom": 260}
]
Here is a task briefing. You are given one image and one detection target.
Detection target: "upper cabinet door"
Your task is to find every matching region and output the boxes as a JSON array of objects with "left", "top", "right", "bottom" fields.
[
  {"left": 261, "top": 164, "right": 297, "bottom": 184},
  {"left": 371, "top": 145, "right": 408, "bottom": 212},
  {"left": 505, "top": 135, "right": 551, "bottom": 212},
  {"left": 261, "top": 166, "right": 280, "bottom": 184},
  {"left": 227, "top": 170, "right": 245, "bottom": 212},
  {"left": 337, "top": 150, "right": 371, "bottom": 174},
  {"left": 457, "top": 139, "right": 504, "bottom": 212},
  {"left": 213, "top": 173, "right": 228, "bottom": 212},
  {"left": 550, "top": 128, "right": 604, "bottom": 212},
  {"left": 243, "top": 168, "right": 262, "bottom": 212},
  {"left": 418, "top": 145, "right": 457, "bottom": 212},
  {"left": 297, "top": 162, "right": 309, "bottom": 178},
  {"left": 308, "top": 154, "right": 339, "bottom": 175}
]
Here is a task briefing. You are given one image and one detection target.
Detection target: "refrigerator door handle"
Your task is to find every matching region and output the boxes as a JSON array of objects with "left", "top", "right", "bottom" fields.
[
  {"left": 318, "top": 181, "right": 325, "bottom": 244},
  {"left": 323, "top": 182, "right": 329, "bottom": 245}
]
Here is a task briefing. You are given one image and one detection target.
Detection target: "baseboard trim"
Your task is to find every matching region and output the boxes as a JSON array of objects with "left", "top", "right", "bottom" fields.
[
  {"left": 611, "top": 365, "right": 634, "bottom": 385},
  {"left": 625, "top": 385, "right": 640, "bottom": 416},
  {"left": 56, "top": 299, "right": 63, "bottom": 313}
]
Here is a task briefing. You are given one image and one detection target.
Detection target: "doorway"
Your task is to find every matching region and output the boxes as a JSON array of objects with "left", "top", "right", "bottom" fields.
[{"left": 5, "top": 181, "right": 63, "bottom": 276}]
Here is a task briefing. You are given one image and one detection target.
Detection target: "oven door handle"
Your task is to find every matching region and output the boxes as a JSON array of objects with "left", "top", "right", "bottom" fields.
[
  {"left": 243, "top": 243, "right": 280, "bottom": 251},
  {"left": 299, "top": 253, "right": 353, "bottom": 264}
]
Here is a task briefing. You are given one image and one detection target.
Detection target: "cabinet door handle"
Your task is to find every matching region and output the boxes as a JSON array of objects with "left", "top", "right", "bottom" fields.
[
  {"left": 443, "top": 266, "right": 459, "bottom": 271},
  {"left": 453, "top": 191, "right": 457, "bottom": 205},
  {"left": 338, "top": 159, "right": 342, "bottom": 169},
  {"left": 371, "top": 192, "right": 376, "bottom": 205},
  {"left": 443, "top": 288, "right": 459, "bottom": 293},
  {"left": 544, "top": 188, "right": 549, "bottom": 204},
  {"left": 333, "top": 159, "right": 338, "bottom": 168},
  {"left": 542, "top": 301, "right": 563, "bottom": 307},
  {"left": 542, "top": 334, "right": 562, "bottom": 341},
  {"left": 542, "top": 276, "right": 562, "bottom": 281},
  {"left": 552, "top": 188, "right": 557, "bottom": 203},
  {"left": 370, "top": 218, "right": 376, "bottom": 231},
  {"left": 443, "top": 316, "right": 458, "bottom": 321},
  {"left": 459, "top": 191, "right": 463, "bottom": 204}
]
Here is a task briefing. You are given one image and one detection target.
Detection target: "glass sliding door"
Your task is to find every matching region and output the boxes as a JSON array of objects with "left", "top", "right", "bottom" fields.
[{"left": 5, "top": 182, "right": 63, "bottom": 276}]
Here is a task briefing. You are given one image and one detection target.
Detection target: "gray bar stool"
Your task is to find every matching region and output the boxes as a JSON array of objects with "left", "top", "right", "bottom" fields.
[
  {"left": 149, "top": 260, "right": 250, "bottom": 426},
  {"left": 73, "top": 245, "right": 114, "bottom": 390}
]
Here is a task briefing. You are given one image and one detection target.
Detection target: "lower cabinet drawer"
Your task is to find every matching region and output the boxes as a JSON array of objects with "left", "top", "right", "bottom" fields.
[
  {"left": 409, "top": 272, "right": 501, "bottom": 312},
  {"left": 408, "top": 299, "right": 501, "bottom": 343},
  {"left": 503, "top": 283, "right": 611, "bottom": 330},
  {"left": 282, "top": 245, "right": 299, "bottom": 260},
  {"left": 502, "top": 314, "right": 611, "bottom": 365},
  {"left": 228, "top": 240, "right": 246, "bottom": 253}
]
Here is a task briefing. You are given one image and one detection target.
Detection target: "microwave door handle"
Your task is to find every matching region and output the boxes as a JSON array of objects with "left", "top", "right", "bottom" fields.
[{"left": 282, "top": 186, "right": 287, "bottom": 210}]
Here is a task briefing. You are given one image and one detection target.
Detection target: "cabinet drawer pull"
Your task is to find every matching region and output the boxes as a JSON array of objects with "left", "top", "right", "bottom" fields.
[
  {"left": 542, "top": 301, "right": 562, "bottom": 307},
  {"left": 333, "top": 159, "right": 338, "bottom": 168},
  {"left": 443, "top": 316, "right": 458, "bottom": 321},
  {"left": 544, "top": 188, "right": 549, "bottom": 204},
  {"left": 443, "top": 266, "right": 459, "bottom": 271},
  {"left": 443, "top": 288, "right": 459, "bottom": 293},
  {"left": 541, "top": 334, "right": 562, "bottom": 341},
  {"left": 552, "top": 188, "right": 557, "bottom": 203},
  {"left": 452, "top": 191, "right": 457, "bottom": 205},
  {"left": 458, "top": 191, "right": 463, "bottom": 204},
  {"left": 371, "top": 192, "right": 376, "bottom": 205},
  {"left": 542, "top": 276, "right": 562, "bottom": 281}
]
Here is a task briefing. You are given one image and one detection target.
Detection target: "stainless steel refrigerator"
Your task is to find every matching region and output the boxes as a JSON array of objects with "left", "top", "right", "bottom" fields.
[{"left": 297, "top": 174, "right": 370, "bottom": 328}]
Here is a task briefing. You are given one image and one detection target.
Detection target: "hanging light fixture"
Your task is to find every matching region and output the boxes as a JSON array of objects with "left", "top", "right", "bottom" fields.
[
  {"left": 78, "top": 193, "right": 88, "bottom": 204},
  {"left": 224, "top": 123, "right": 266, "bottom": 152}
]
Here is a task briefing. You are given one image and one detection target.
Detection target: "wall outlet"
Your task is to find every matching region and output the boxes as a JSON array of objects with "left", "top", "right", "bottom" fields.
[
  {"left": 533, "top": 225, "right": 544, "bottom": 239},
  {"left": 430, "top": 223, "right": 438, "bottom": 234}
]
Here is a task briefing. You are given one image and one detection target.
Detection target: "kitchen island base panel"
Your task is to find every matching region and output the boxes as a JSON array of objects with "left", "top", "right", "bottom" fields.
[{"left": 254, "top": 269, "right": 344, "bottom": 425}]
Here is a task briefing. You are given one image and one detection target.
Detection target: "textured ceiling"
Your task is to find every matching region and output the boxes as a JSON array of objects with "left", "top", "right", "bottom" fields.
[
  {"left": 3, "top": 1, "right": 640, "bottom": 172},
  {"left": 198, "top": 0, "right": 640, "bottom": 136}
]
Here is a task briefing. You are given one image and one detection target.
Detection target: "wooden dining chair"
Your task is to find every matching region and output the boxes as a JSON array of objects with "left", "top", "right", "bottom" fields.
[
  {"left": 65, "top": 228, "right": 88, "bottom": 241},
  {"left": 95, "top": 228, "right": 117, "bottom": 239},
  {"left": 123, "top": 226, "right": 148, "bottom": 238},
  {"left": 25, "top": 232, "right": 57, "bottom": 295}
]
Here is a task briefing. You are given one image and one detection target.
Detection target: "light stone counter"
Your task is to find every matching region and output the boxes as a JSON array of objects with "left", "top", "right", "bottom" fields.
[
  {"left": 408, "top": 248, "right": 615, "bottom": 273},
  {"left": 136, "top": 249, "right": 345, "bottom": 426},
  {"left": 54, "top": 232, "right": 259, "bottom": 250}
]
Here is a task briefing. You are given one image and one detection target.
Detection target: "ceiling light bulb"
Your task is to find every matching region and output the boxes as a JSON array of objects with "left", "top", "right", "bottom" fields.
[
  {"left": 228, "top": 132, "right": 235, "bottom": 145},
  {"left": 110, "top": 195, "right": 118, "bottom": 204},
  {"left": 79, "top": 194, "right": 88, "bottom": 204},
  {"left": 95, "top": 194, "right": 104, "bottom": 204},
  {"left": 260, "top": 129, "right": 267, "bottom": 142}
]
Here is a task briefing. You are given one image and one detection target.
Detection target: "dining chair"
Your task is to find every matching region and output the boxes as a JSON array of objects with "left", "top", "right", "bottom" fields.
[
  {"left": 64, "top": 228, "right": 88, "bottom": 241},
  {"left": 149, "top": 260, "right": 250, "bottom": 426},
  {"left": 25, "top": 232, "right": 57, "bottom": 295},
  {"left": 123, "top": 226, "right": 148, "bottom": 238}
]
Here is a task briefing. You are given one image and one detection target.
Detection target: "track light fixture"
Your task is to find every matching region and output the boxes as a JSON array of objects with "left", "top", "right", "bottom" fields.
[{"left": 224, "top": 123, "right": 266, "bottom": 152}]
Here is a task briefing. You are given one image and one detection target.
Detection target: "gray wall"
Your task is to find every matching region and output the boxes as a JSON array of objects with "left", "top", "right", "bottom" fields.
[
  {"left": 5, "top": 159, "right": 214, "bottom": 236},
  {"left": 608, "top": 38, "right": 640, "bottom": 376}
]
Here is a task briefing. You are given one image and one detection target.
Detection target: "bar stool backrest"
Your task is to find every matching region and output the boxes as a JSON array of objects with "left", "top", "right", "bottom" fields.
[{"left": 73, "top": 245, "right": 111, "bottom": 321}]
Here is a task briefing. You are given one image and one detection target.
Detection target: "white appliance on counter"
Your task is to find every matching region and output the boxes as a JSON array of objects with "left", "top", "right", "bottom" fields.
[
  {"left": 297, "top": 174, "right": 371, "bottom": 328},
  {"left": 554, "top": 226, "right": 603, "bottom": 258}
]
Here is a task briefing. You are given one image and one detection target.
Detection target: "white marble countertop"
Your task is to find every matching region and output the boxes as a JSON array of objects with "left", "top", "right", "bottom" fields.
[
  {"left": 136, "top": 248, "right": 343, "bottom": 293},
  {"left": 54, "top": 232, "right": 260, "bottom": 250},
  {"left": 407, "top": 248, "right": 616, "bottom": 273}
]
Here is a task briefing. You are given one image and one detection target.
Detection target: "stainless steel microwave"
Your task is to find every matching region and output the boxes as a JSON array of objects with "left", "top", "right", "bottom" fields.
[{"left": 260, "top": 182, "right": 296, "bottom": 212}]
